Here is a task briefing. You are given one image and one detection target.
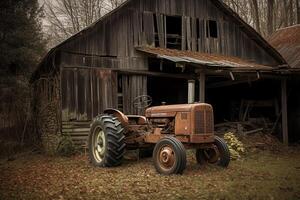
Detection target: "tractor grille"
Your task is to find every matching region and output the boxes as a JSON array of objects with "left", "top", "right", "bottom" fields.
[{"left": 195, "top": 110, "right": 214, "bottom": 134}]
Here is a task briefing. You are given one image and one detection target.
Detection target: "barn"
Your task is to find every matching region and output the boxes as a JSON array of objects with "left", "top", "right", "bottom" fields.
[
  {"left": 31, "top": 0, "right": 292, "bottom": 152},
  {"left": 269, "top": 25, "right": 300, "bottom": 143}
]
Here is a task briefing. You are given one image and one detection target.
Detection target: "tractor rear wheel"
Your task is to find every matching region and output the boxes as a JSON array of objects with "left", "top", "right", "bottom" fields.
[
  {"left": 88, "top": 115, "right": 125, "bottom": 167},
  {"left": 153, "top": 137, "right": 186, "bottom": 175},
  {"left": 196, "top": 136, "right": 230, "bottom": 167}
]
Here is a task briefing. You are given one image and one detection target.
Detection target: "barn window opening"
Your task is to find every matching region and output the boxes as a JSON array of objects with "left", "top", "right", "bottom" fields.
[
  {"left": 166, "top": 16, "right": 182, "bottom": 49},
  {"left": 206, "top": 20, "right": 218, "bottom": 38}
]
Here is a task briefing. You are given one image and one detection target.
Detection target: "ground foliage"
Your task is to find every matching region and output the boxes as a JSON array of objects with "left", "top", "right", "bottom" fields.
[
  {"left": 224, "top": 132, "right": 246, "bottom": 160},
  {"left": 0, "top": 146, "right": 299, "bottom": 200}
]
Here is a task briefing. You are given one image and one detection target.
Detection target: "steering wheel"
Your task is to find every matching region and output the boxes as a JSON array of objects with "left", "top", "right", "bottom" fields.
[{"left": 133, "top": 95, "right": 153, "bottom": 109}]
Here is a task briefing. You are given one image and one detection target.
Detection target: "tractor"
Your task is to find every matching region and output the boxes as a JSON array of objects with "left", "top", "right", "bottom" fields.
[{"left": 88, "top": 95, "right": 230, "bottom": 175}]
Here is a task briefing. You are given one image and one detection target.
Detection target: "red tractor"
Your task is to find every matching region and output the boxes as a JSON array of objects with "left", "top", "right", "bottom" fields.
[{"left": 88, "top": 95, "right": 230, "bottom": 175}]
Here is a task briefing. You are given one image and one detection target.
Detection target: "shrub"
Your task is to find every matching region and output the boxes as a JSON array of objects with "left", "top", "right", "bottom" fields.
[
  {"left": 223, "top": 132, "right": 245, "bottom": 160},
  {"left": 56, "top": 135, "right": 76, "bottom": 157}
]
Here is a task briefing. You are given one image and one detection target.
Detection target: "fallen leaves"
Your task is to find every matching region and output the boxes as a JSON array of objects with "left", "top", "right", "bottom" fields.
[{"left": 0, "top": 148, "right": 300, "bottom": 200}]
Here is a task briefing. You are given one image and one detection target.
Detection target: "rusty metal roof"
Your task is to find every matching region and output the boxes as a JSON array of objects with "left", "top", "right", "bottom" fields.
[
  {"left": 137, "top": 47, "right": 275, "bottom": 71},
  {"left": 269, "top": 25, "right": 300, "bottom": 68}
]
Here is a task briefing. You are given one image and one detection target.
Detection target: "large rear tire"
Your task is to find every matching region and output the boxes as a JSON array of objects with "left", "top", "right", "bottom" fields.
[
  {"left": 88, "top": 115, "right": 125, "bottom": 167},
  {"left": 153, "top": 137, "right": 186, "bottom": 175},
  {"left": 196, "top": 136, "right": 230, "bottom": 167}
]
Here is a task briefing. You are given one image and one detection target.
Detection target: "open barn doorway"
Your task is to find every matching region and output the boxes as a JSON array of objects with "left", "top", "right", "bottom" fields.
[
  {"left": 206, "top": 78, "right": 284, "bottom": 140},
  {"left": 148, "top": 77, "right": 187, "bottom": 106},
  {"left": 147, "top": 58, "right": 197, "bottom": 106},
  {"left": 206, "top": 79, "right": 281, "bottom": 124}
]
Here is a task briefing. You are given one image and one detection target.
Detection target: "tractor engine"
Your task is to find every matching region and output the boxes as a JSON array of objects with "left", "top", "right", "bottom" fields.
[
  {"left": 145, "top": 103, "right": 215, "bottom": 143},
  {"left": 148, "top": 118, "right": 175, "bottom": 133}
]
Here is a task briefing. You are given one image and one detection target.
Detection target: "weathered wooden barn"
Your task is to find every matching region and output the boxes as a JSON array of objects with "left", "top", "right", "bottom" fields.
[
  {"left": 269, "top": 25, "right": 300, "bottom": 143},
  {"left": 31, "top": 0, "right": 292, "bottom": 150}
]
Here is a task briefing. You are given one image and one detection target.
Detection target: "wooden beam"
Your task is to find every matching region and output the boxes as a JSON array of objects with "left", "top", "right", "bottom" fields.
[
  {"left": 62, "top": 65, "right": 196, "bottom": 80},
  {"left": 118, "top": 70, "right": 196, "bottom": 80},
  {"left": 207, "top": 79, "right": 257, "bottom": 89},
  {"left": 199, "top": 73, "right": 206, "bottom": 103},
  {"left": 281, "top": 78, "right": 289, "bottom": 145}
]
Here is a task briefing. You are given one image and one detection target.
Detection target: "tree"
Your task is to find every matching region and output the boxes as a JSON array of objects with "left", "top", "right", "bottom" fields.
[
  {"left": 0, "top": 0, "right": 46, "bottom": 145},
  {"left": 267, "top": 0, "right": 274, "bottom": 35},
  {"left": 297, "top": 0, "right": 300, "bottom": 24},
  {"left": 250, "top": 0, "right": 261, "bottom": 33},
  {"left": 43, "top": 0, "right": 126, "bottom": 48},
  {"left": 223, "top": 0, "right": 299, "bottom": 37},
  {"left": 0, "top": 0, "right": 46, "bottom": 75}
]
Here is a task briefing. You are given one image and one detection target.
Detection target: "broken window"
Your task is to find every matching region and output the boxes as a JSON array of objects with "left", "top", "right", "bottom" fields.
[
  {"left": 166, "top": 16, "right": 182, "bottom": 50},
  {"left": 206, "top": 20, "right": 218, "bottom": 38}
]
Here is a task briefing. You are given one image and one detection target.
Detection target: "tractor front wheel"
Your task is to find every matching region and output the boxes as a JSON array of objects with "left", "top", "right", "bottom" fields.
[
  {"left": 153, "top": 137, "right": 186, "bottom": 175},
  {"left": 196, "top": 136, "right": 230, "bottom": 167},
  {"left": 88, "top": 115, "right": 125, "bottom": 167}
]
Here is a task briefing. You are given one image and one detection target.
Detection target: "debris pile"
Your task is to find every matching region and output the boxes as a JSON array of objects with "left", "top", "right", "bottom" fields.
[
  {"left": 215, "top": 119, "right": 272, "bottom": 136},
  {"left": 216, "top": 119, "right": 283, "bottom": 156}
]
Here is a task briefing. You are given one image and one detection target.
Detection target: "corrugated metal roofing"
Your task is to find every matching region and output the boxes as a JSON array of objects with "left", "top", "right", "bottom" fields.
[
  {"left": 136, "top": 47, "right": 274, "bottom": 71},
  {"left": 269, "top": 25, "right": 300, "bottom": 68}
]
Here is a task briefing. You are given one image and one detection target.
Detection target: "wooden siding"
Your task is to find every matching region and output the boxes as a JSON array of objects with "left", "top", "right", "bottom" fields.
[
  {"left": 57, "top": 0, "right": 280, "bottom": 71},
  {"left": 61, "top": 66, "right": 117, "bottom": 121}
]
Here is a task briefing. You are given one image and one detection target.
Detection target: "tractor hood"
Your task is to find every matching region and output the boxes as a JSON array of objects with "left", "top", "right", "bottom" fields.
[{"left": 145, "top": 103, "right": 212, "bottom": 118}]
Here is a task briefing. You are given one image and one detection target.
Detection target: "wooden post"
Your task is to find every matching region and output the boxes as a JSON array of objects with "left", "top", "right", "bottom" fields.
[
  {"left": 281, "top": 78, "right": 289, "bottom": 145},
  {"left": 199, "top": 73, "right": 206, "bottom": 103}
]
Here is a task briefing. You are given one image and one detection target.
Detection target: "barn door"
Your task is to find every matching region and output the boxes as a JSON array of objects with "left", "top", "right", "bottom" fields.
[{"left": 61, "top": 67, "right": 117, "bottom": 122}]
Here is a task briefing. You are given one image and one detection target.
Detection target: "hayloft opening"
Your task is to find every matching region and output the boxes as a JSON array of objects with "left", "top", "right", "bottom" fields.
[
  {"left": 166, "top": 16, "right": 182, "bottom": 49},
  {"left": 206, "top": 20, "right": 218, "bottom": 38}
]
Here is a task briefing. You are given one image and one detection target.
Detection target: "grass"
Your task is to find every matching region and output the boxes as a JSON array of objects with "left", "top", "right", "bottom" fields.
[{"left": 0, "top": 148, "right": 300, "bottom": 200}]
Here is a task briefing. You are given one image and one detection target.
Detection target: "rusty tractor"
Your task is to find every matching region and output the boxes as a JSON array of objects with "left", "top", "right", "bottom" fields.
[{"left": 88, "top": 95, "right": 230, "bottom": 175}]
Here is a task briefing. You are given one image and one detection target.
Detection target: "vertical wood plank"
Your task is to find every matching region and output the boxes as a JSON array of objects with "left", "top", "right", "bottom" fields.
[
  {"left": 281, "top": 78, "right": 289, "bottom": 145},
  {"left": 75, "top": 68, "right": 79, "bottom": 120}
]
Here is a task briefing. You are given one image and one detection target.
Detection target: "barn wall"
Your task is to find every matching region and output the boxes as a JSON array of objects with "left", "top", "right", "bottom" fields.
[
  {"left": 60, "top": 66, "right": 147, "bottom": 145},
  {"left": 33, "top": 72, "right": 61, "bottom": 154},
  {"left": 61, "top": 66, "right": 118, "bottom": 122},
  {"left": 134, "top": 0, "right": 278, "bottom": 65},
  {"left": 57, "top": 0, "right": 280, "bottom": 70}
]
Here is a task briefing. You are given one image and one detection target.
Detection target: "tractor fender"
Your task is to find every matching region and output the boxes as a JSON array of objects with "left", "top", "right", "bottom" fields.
[{"left": 104, "top": 109, "right": 129, "bottom": 127}]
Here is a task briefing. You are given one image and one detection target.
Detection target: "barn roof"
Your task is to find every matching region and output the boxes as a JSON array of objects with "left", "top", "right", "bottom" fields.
[
  {"left": 31, "top": 0, "right": 287, "bottom": 82},
  {"left": 137, "top": 47, "right": 274, "bottom": 71},
  {"left": 269, "top": 25, "right": 300, "bottom": 69}
]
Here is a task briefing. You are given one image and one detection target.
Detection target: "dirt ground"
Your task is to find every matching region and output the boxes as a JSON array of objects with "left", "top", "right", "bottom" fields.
[{"left": 0, "top": 146, "right": 300, "bottom": 200}]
